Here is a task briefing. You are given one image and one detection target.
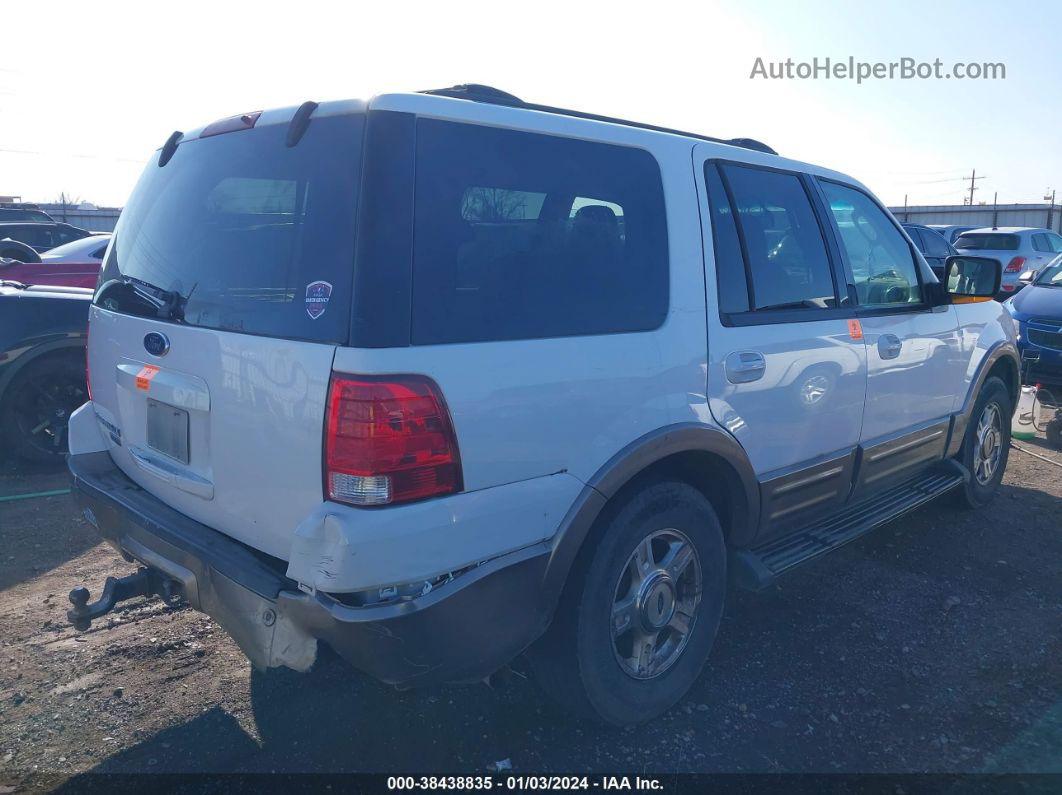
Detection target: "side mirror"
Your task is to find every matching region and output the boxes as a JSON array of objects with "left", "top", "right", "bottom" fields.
[
  {"left": 1018, "top": 270, "right": 1035, "bottom": 284},
  {"left": 943, "top": 255, "right": 1002, "bottom": 302}
]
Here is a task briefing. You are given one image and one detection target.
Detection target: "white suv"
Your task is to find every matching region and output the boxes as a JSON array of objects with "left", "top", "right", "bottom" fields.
[{"left": 67, "top": 85, "right": 1020, "bottom": 725}]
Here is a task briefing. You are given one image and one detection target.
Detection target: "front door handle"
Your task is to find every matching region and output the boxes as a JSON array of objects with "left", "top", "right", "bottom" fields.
[
  {"left": 877, "top": 334, "right": 903, "bottom": 360},
  {"left": 725, "top": 351, "right": 767, "bottom": 384}
]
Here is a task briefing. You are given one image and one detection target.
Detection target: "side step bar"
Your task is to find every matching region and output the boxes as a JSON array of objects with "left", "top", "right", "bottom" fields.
[{"left": 732, "top": 461, "right": 968, "bottom": 591}]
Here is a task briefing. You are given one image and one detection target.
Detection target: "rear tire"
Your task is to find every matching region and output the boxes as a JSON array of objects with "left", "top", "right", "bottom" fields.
[
  {"left": 528, "top": 480, "right": 726, "bottom": 725},
  {"left": 953, "top": 376, "right": 1011, "bottom": 509},
  {"left": 1, "top": 353, "right": 87, "bottom": 464}
]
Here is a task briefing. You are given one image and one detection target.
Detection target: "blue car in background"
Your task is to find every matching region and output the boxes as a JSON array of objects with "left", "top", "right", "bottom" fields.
[{"left": 1005, "top": 254, "right": 1062, "bottom": 386}]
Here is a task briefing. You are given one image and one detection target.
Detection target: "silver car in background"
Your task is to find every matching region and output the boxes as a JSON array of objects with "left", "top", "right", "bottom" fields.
[{"left": 954, "top": 226, "right": 1062, "bottom": 295}]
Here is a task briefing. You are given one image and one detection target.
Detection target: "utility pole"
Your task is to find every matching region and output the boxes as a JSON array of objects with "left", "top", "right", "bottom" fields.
[
  {"left": 1045, "top": 188, "right": 1056, "bottom": 231},
  {"left": 964, "top": 169, "right": 984, "bottom": 206},
  {"left": 992, "top": 192, "right": 999, "bottom": 229},
  {"left": 903, "top": 193, "right": 908, "bottom": 221}
]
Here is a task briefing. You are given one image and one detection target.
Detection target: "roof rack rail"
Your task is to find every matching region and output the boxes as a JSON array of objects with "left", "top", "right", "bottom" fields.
[{"left": 418, "top": 84, "right": 777, "bottom": 155}]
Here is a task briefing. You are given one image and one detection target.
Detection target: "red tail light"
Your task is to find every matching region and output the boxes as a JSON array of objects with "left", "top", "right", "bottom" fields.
[
  {"left": 324, "top": 374, "right": 462, "bottom": 506},
  {"left": 1005, "top": 256, "right": 1026, "bottom": 273}
]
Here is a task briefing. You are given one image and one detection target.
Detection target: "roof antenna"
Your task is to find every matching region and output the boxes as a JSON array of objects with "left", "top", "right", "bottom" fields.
[
  {"left": 158, "top": 131, "right": 183, "bottom": 167},
  {"left": 286, "top": 101, "right": 319, "bottom": 147}
]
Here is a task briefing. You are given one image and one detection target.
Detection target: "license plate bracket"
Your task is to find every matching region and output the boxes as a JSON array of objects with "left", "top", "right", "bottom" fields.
[{"left": 146, "top": 399, "right": 190, "bottom": 464}]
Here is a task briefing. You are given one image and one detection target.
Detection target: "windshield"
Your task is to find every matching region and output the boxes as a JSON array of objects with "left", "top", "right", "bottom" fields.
[
  {"left": 955, "top": 233, "right": 1019, "bottom": 251},
  {"left": 42, "top": 235, "right": 110, "bottom": 260},
  {"left": 1035, "top": 256, "right": 1062, "bottom": 285},
  {"left": 95, "top": 113, "right": 364, "bottom": 343}
]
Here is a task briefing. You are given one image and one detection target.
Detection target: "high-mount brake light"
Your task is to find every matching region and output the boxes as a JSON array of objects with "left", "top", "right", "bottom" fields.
[{"left": 324, "top": 374, "right": 462, "bottom": 507}]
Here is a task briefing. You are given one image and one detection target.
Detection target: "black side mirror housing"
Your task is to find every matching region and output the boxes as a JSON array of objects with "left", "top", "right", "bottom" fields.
[{"left": 943, "top": 255, "right": 1003, "bottom": 301}]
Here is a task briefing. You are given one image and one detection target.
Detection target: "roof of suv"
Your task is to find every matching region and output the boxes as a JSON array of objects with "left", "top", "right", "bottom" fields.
[{"left": 169, "top": 86, "right": 867, "bottom": 197}]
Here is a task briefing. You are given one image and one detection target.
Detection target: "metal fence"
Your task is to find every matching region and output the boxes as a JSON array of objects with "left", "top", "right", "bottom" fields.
[
  {"left": 39, "top": 204, "right": 121, "bottom": 233},
  {"left": 888, "top": 203, "right": 1062, "bottom": 233}
]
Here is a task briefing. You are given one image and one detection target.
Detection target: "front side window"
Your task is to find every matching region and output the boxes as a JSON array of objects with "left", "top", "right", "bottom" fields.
[
  {"left": 411, "top": 120, "right": 668, "bottom": 344},
  {"left": 719, "top": 164, "right": 836, "bottom": 311},
  {"left": 822, "top": 181, "right": 923, "bottom": 307}
]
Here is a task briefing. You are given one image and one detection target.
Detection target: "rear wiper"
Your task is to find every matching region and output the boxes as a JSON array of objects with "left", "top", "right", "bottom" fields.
[{"left": 120, "top": 276, "right": 186, "bottom": 321}]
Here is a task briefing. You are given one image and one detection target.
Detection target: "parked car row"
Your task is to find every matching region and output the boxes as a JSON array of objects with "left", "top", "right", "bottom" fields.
[{"left": 0, "top": 234, "right": 110, "bottom": 289}]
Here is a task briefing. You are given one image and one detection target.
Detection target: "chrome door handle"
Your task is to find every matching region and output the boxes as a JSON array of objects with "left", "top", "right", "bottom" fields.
[
  {"left": 877, "top": 334, "right": 903, "bottom": 360},
  {"left": 725, "top": 351, "right": 767, "bottom": 384}
]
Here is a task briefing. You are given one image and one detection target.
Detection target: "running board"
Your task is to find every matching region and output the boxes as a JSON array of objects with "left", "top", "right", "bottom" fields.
[{"left": 733, "top": 461, "right": 968, "bottom": 591}]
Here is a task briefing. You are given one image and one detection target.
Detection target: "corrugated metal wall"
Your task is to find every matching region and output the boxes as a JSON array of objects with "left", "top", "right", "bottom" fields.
[
  {"left": 887, "top": 203, "right": 1062, "bottom": 233},
  {"left": 40, "top": 204, "right": 121, "bottom": 232}
]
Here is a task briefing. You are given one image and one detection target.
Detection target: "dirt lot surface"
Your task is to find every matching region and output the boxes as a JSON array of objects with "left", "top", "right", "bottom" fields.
[{"left": 1, "top": 437, "right": 1060, "bottom": 791}]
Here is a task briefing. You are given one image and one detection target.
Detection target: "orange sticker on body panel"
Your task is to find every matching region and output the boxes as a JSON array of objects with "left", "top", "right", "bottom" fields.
[
  {"left": 135, "top": 365, "right": 160, "bottom": 391},
  {"left": 847, "top": 319, "right": 863, "bottom": 340}
]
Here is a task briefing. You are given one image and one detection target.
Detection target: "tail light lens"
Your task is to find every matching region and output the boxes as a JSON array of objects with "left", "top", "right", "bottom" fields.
[
  {"left": 324, "top": 374, "right": 462, "bottom": 507},
  {"left": 1005, "top": 256, "right": 1026, "bottom": 273}
]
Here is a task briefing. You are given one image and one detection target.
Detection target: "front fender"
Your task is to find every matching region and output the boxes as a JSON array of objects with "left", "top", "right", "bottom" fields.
[{"left": 947, "top": 302, "right": 1019, "bottom": 456}]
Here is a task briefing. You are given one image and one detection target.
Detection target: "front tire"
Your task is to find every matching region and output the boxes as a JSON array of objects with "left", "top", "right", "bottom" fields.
[
  {"left": 953, "top": 376, "right": 1011, "bottom": 509},
  {"left": 529, "top": 480, "right": 726, "bottom": 725}
]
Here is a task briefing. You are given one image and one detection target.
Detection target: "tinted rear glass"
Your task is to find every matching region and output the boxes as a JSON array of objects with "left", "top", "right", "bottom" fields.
[
  {"left": 95, "top": 114, "right": 363, "bottom": 343},
  {"left": 410, "top": 119, "right": 668, "bottom": 344},
  {"left": 955, "top": 233, "right": 1019, "bottom": 251}
]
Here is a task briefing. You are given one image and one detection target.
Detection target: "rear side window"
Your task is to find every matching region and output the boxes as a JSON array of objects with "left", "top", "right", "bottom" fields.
[
  {"left": 703, "top": 164, "right": 749, "bottom": 314},
  {"left": 821, "top": 181, "right": 923, "bottom": 307},
  {"left": 1033, "top": 233, "right": 1051, "bottom": 252},
  {"left": 410, "top": 120, "right": 668, "bottom": 345},
  {"left": 956, "top": 233, "right": 1019, "bottom": 251},
  {"left": 718, "top": 163, "right": 837, "bottom": 311}
]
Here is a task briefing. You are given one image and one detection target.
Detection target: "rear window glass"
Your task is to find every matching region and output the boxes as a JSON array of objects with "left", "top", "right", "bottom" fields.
[
  {"left": 955, "top": 233, "right": 1019, "bottom": 251},
  {"left": 95, "top": 114, "right": 363, "bottom": 343},
  {"left": 410, "top": 119, "right": 668, "bottom": 345}
]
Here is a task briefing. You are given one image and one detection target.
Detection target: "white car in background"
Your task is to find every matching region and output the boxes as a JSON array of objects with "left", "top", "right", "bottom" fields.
[
  {"left": 927, "top": 224, "right": 977, "bottom": 245},
  {"left": 954, "top": 227, "right": 1062, "bottom": 295}
]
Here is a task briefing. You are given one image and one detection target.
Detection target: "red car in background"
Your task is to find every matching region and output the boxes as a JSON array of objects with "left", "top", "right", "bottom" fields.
[{"left": 0, "top": 234, "right": 109, "bottom": 288}]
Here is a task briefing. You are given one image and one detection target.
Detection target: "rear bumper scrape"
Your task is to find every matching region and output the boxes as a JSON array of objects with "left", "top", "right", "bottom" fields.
[{"left": 69, "top": 451, "right": 553, "bottom": 685}]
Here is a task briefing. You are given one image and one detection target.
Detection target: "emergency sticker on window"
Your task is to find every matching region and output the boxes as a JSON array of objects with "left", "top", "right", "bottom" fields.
[
  {"left": 135, "top": 365, "right": 160, "bottom": 391},
  {"left": 305, "top": 281, "right": 333, "bottom": 319}
]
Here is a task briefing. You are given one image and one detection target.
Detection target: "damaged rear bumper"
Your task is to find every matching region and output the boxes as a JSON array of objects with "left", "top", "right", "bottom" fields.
[{"left": 68, "top": 451, "right": 553, "bottom": 686}]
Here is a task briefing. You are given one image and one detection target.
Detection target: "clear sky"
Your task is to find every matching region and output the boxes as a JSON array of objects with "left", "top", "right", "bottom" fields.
[{"left": 3, "top": 0, "right": 1058, "bottom": 209}]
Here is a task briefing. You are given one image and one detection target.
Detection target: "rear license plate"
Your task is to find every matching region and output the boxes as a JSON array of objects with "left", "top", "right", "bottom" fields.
[{"left": 146, "top": 399, "right": 189, "bottom": 464}]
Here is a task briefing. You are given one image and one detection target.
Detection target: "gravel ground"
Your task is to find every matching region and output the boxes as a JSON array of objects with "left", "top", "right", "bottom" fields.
[{"left": 0, "top": 437, "right": 1060, "bottom": 790}]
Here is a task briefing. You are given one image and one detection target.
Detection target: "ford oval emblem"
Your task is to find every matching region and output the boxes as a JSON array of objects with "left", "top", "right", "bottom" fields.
[{"left": 143, "top": 332, "right": 170, "bottom": 357}]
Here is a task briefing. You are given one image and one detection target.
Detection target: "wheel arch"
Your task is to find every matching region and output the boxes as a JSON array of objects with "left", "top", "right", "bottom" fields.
[
  {"left": 947, "top": 341, "right": 1020, "bottom": 457},
  {"left": 540, "top": 423, "right": 759, "bottom": 613},
  {"left": 0, "top": 339, "right": 86, "bottom": 407}
]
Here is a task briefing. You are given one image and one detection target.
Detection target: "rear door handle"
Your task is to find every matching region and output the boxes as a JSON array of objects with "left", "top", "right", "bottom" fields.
[
  {"left": 877, "top": 334, "right": 903, "bottom": 360},
  {"left": 725, "top": 351, "right": 767, "bottom": 383}
]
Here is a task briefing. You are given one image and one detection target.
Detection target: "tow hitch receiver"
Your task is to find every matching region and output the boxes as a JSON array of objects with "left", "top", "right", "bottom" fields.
[{"left": 67, "top": 567, "right": 175, "bottom": 631}]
